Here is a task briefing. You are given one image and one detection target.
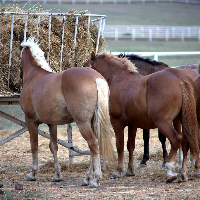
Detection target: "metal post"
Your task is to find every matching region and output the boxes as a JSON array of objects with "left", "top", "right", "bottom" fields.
[
  {"left": 67, "top": 124, "right": 74, "bottom": 164},
  {"left": 37, "top": 15, "right": 40, "bottom": 41},
  {"left": 96, "top": 17, "right": 102, "bottom": 54},
  {"left": 60, "top": 16, "right": 65, "bottom": 72},
  {"left": 24, "top": 14, "right": 28, "bottom": 42},
  {"left": 48, "top": 15, "right": 51, "bottom": 64},
  {"left": 8, "top": 14, "right": 14, "bottom": 88},
  {"left": 74, "top": 16, "right": 79, "bottom": 50}
]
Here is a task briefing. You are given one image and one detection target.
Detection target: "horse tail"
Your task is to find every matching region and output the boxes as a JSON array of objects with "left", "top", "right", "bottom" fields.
[
  {"left": 93, "top": 78, "right": 116, "bottom": 163},
  {"left": 180, "top": 80, "right": 199, "bottom": 160},
  {"left": 197, "top": 62, "right": 200, "bottom": 74}
]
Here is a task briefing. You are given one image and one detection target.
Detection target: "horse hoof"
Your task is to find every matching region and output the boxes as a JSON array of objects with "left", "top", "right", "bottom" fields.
[
  {"left": 88, "top": 181, "right": 99, "bottom": 188},
  {"left": 139, "top": 163, "right": 147, "bottom": 167},
  {"left": 81, "top": 180, "right": 89, "bottom": 186},
  {"left": 193, "top": 172, "right": 200, "bottom": 178},
  {"left": 25, "top": 175, "right": 36, "bottom": 181},
  {"left": 125, "top": 169, "right": 135, "bottom": 177},
  {"left": 52, "top": 177, "right": 63, "bottom": 182},
  {"left": 178, "top": 174, "right": 188, "bottom": 183},
  {"left": 110, "top": 172, "right": 121, "bottom": 179},
  {"left": 166, "top": 175, "right": 177, "bottom": 183}
]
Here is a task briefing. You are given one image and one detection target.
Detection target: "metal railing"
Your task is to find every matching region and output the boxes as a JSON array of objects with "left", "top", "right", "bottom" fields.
[
  {"left": 1, "top": 0, "right": 200, "bottom": 4},
  {"left": 104, "top": 25, "right": 200, "bottom": 41}
]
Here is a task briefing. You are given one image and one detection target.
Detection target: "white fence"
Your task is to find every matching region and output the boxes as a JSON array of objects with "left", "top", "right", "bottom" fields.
[
  {"left": 1, "top": 0, "right": 200, "bottom": 4},
  {"left": 104, "top": 25, "right": 200, "bottom": 41},
  {"left": 111, "top": 51, "right": 200, "bottom": 62}
]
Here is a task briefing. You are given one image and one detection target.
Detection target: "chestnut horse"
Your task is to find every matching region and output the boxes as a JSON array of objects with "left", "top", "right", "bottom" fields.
[
  {"left": 120, "top": 53, "right": 199, "bottom": 168},
  {"left": 84, "top": 52, "right": 200, "bottom": 183},
  {"left": 19, "top": 38, "right": 115, "bottom": 188}
]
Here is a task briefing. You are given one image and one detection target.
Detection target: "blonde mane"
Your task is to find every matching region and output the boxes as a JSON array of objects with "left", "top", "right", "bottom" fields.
[
  {"left": 97, "top": 52, "right": 138, "bottom": 73},
  {"left": 21, "top": 37, "right": 54, "bottom": 73}
]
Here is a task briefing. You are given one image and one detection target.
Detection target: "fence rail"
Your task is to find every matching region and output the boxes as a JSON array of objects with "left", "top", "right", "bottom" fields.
[
  {"left": 1, "top": 0, "right": 200, "bottom": 4},
  {"left": 104, "top": 25, "right": 200, "bottom": 41}
]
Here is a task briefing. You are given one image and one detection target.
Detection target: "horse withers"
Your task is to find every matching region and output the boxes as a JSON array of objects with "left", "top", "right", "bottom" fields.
[
  {"left": 84, "top": 52, "right": 200, "bottom": 183},
  {"left": 19, "top": 38, "right": 116, "bottom": 188}
]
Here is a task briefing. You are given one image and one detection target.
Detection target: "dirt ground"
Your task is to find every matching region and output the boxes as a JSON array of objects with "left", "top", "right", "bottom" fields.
[{"left": 0, "top": 127, "right": 200, "bottom": 199}]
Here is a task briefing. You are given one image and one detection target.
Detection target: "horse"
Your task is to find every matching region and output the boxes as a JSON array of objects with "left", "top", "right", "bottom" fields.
[
  {"left": 119, "top": 53, "right": 199, "bottom": 168},
  {"left": 118, "top": 53, "right": 169, "bottom": 167},
  {"left": 84, "top": 52, "right": 200, "bottom": 183},
  {"left": 19, "top": 38, "right": 116, "bottom": 188}
]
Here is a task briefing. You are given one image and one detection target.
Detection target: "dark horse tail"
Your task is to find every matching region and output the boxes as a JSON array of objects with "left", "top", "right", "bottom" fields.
[{"left": 180, "top": 80, "right": 199, "bottom": 160}]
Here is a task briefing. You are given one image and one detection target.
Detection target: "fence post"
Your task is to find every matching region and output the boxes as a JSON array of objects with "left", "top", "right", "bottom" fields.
[
  {"left": 181, "top": 30, "right": 184, "bottom": 42},
  {"left": 149, "top": 29, "right": 152, "bottom": 42},
  {"left": 115, "top": 28, "right": 118, "bottom": 41},
  {"left": 132, "top": 29, "right": 135, "bottom": 41},
  {"left": 165, "top": 29, "right": 169, "bottom": 41}
]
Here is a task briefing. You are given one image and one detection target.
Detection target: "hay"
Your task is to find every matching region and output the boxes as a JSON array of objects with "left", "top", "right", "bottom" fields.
[{"left": 0, "top": 4, "right": 105, "bottom": 94}]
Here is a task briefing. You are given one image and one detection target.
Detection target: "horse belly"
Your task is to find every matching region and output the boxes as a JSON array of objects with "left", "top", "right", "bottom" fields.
[{"left": 34, "top": 96, "right": 74, "bottom": 125}]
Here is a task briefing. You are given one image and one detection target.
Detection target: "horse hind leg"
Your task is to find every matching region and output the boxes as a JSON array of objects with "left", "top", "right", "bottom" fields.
[
  {"left": 48, "top": 124, "right": 63, "bottom": 182},
  {"left": 25, "top": 118, "right": 39, "bottom": 181},
  {"left": 78, "top": 122, "right": 102, "bottom": 188},
  {"left": 157, "top": 122, "right": 182, "bottom": 183}
]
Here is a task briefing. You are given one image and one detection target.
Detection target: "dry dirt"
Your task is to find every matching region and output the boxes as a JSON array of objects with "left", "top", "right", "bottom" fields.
[{"left": 0, "top": 127, "right": 200, "bottom": 199}]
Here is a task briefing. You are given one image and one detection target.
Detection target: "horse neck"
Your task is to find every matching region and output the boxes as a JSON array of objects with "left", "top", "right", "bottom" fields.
[
  {"left": 130, "top": 59, "right": 168, "bottom": 75},
  {"left": 22, "top": 48, "right": 38, "bottom": 83}
]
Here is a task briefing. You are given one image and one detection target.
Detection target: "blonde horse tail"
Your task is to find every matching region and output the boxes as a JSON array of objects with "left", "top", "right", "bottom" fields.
[
  {"left": 180, "top": 80, "right": 199, "bottom": 160},
  {"left": 93, "top": 78, "right": 116, "bottom": 164},
  {"left": 197, "top": 62, "right": 200, "bottom": 74}
]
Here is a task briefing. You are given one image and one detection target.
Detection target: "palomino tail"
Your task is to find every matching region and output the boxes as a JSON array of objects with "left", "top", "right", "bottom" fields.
[
  {"left": 93, "top": 78, "right": 116, "bottom": 163},
  {"left": 180, "top": 80, "right": 199, "bottom": 160},
  {"left": 197, "top": 62, "right": 200, "bottom": 74}
]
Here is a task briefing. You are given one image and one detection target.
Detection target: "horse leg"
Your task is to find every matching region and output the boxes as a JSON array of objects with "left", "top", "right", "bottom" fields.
[
  {"left": 139, "top": 129, "right": 150, "bottom": 167},
  {"left": 78, "top": 122, "right": 102, "bottom": 188},
  {"left": 110, "top": 122, "right": 125, "bottom": 179},
  {"left": 179, "top": 135, "right": 189, "bottom": 182},
  {"left": 126, "top": 126, "right": 137, "bottom": 176},
  {"left": 157, "top": 122, "right": 182, "bottom": 183},
  {"left": 25, "top": 118, "right": 39, "bottom": 181},
  {"left": 158, "top": 130, "right": 168, "bottom": 168},
  {"left": 48, "top": 124, "right": 63, "bottom": 182},
  {"left": 177, "top": 148, "right": 183, "bottom": 172}
]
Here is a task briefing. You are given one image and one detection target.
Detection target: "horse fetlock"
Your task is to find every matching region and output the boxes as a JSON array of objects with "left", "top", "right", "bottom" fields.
[
  {"left": 125, "top": 167, "right": 135, "bottom": 176},
  {"left": 166, "top": 162, "right": 177, "bottom": 183}
]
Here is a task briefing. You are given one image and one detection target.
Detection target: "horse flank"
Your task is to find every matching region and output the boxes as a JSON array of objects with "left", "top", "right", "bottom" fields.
[{"left": 21, "top": 37, "right": 54, "bottom": 73}]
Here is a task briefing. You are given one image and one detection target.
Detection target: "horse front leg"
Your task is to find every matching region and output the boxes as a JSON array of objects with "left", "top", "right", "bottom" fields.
[
  {"left": 126, "top": 126, "right": 137, "bottom": 176},
  {"left": 140, "top": 129, "right": 150, "bottom": 167},
  {"left": 48, "top": 124, "right": 63, "bottom": 182},
  {"left": 25, "top": 118, "right": 39, "bottom": 181},
  {"left": 110, "top": 122, "right": 125, "bottom": 179}
]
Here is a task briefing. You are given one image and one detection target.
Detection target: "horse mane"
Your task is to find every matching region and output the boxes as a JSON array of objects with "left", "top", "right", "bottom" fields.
[
  {"left": 119, "top": 53, "right": 169, "bottom": 67},
  {"left": 98, "top": 52, "right": 138, "bottom": 73},
  {"left": 21, "top": 37, "right": 54, "bottom": 73}
]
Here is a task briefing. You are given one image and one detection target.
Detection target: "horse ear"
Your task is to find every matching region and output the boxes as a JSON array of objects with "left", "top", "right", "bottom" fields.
[{"left": 91, "top": 51, "right": 95, "bottom": 60}]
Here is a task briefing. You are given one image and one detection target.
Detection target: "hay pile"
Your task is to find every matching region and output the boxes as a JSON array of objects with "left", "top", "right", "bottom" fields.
[{"left": 0, "top": 4, "right": 105, "bottom": 94}]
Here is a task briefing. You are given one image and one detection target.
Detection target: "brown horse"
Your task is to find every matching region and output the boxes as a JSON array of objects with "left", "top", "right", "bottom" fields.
[
  {"left": 119, "top": 53, "right": 199, "bottom": 168},
  {"left": 84, "top": 52, "right": 200, "bottom": 183},
  {"left": 19, "top": 38, "right": 115, "bottom": 188}
]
